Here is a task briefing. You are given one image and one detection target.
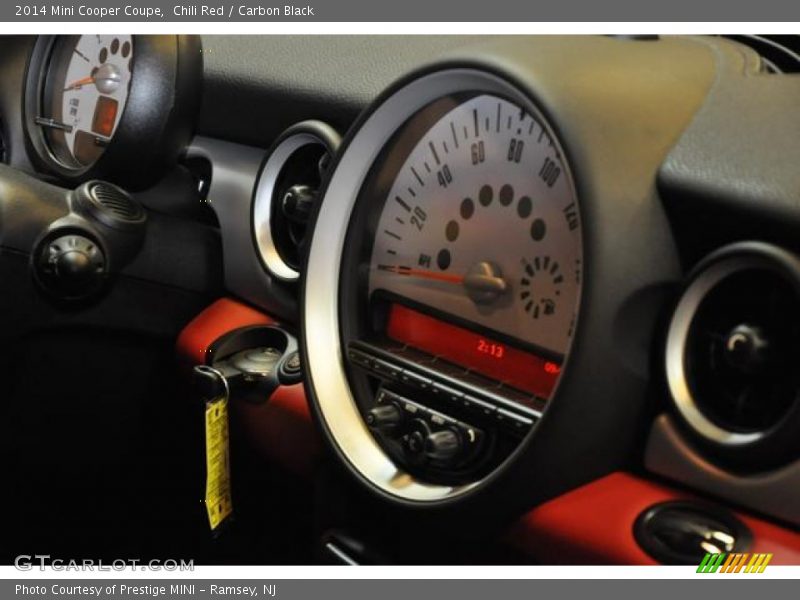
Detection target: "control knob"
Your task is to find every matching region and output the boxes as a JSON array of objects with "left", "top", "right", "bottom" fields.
[
  {"left": 366, "top": 403, "right": 403, "bottom": 430},
  {"left": 424, "top": 429, "right": 462, "bottom": 462},
  {"left": 402, "top": 419, "right": 463, "bottom": 465}
]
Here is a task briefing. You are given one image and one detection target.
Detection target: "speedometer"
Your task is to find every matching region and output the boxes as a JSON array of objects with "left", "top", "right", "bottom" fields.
[
  {"left": 368, "top": 94, "right": 581, "bottom": 367},
  {"left": 304, "top": 68, "right": 584, "bottom": 502}
]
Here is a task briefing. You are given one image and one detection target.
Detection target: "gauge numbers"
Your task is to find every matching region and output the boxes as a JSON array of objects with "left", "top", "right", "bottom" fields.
[{"left": 368, "top": 94, "right": 582, "bottom": 358}]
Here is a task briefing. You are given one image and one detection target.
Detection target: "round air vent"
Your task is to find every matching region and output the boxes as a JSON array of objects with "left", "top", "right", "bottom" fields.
[
  {"left": 665, "top": 242, "right": 800, "bottom": 467},
  {"left": 252, "top": 121, "right": 340, "bottom": 282},
  {"left": 74, "top": 180, "right": 146, "bottom": 231}
]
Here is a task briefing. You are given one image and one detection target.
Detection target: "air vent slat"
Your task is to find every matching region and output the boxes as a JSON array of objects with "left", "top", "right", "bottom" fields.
[
  {"left": 87, "top": 182, "right": 144, "bottom": 223},
  {"left": 74, "top": 181, "right": 146, "bottom": 232}
]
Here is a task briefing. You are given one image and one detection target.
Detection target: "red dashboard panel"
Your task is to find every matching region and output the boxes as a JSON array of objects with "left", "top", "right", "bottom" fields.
[
  {"left": 179, "top": 301, "right": 800, "bottom": 563},
  {"left": 176, "top": 298, "right": 319, "bottom": 478},
  {"left": 233, "top": 382, "right": 320, "bottom": 478},
  {"left": 176, "top": 297, "right": 274, "bottom": 370},
  {"left": 507, "top": 472, "right": 800, "bottom": 565}
]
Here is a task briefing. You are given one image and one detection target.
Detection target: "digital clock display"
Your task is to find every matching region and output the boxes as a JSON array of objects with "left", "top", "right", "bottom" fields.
[{"left": 386, "top": 303, "right": 561, "bottom": 398}]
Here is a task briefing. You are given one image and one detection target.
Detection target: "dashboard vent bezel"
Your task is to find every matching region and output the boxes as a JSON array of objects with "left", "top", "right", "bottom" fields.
[
  {"left": 665, "top": 241, "right": 800, "bottom": 465},
  {"left": 251, "top": 120, "right": 340, "bottom": 283}
]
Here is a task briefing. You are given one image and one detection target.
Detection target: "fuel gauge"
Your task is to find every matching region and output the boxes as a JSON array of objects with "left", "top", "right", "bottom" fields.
[{"left": 519, "top": 255, "right": 564, "bottom": 320}]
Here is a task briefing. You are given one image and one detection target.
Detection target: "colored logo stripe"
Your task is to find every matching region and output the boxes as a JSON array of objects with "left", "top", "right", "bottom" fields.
[
  {"left": 697, "top": 553, "right": 773, "bottom": 573},
  {"left": 697, "top": 553, "right": 726, "bottom": 573},
  {"left": 748, "top": 553, "right": 773, "bottom": 573}
]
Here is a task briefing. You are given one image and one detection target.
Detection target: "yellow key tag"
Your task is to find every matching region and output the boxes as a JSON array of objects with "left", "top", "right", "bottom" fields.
[{"left": 204, "top": 396, "right": 233, "bottom": 531}]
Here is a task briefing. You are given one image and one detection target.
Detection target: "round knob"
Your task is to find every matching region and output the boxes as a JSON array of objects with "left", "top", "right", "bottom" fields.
[
  {"left": 278, "top": 350, "right": 303, "bottom": 384},
  {"left": 37, "top": 233, "right": 106, "bottom": 298},
  {"left": 56, "top": 249, "right": 93, "bottom": 281},
  {"left": 724, "top": 324, "right": 770, "bottom": 374},
  {"left": 402, "top": 419, "right": 431, "bottom": 464},
  {"left": 366, "top": 404, "right": 403, "bottom": 430},
  {"left": 424, "top": 429, "right": 462, "bottom": 463},
  {"left": 281, "top": 184, "right": 317, "bottom": 225}
]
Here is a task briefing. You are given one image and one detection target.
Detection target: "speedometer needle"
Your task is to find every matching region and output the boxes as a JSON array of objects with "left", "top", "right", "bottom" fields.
[
  {"left": 378, "top": 261, "right": 509, "bottom": 306},
  {"left": 378, "top": 265, "right": 465, "bottom": 284},
  {"left": 63, "top": 75, "right": 95, "bottom": 91}
]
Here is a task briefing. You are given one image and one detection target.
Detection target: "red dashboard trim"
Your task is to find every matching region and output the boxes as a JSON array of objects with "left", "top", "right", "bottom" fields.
[
  {"left": 507, "top": 472, "right": 800, "bottom": 565},
  {"left": 176, "top": 298, "right": 319, "bottom": 478},
  {"left": 179, "top": 301, "right": 800, "bottom": 563},
  {"left": 233, "top": 383, "right": 320, "bottom": 478},
  {"left": 176, "top": 297, "right": 274, "bottom": 370}
]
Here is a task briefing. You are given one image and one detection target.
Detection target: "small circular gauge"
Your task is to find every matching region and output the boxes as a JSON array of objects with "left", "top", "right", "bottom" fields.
[
  {"left": 25, "top": 35, "right": 203, "bottom": 189},
  {"left": 519, "top": 255, "right": 565, "bottom": 321},
  {"left": 38, "top": 35, "right": 133, "bottom": 169}
]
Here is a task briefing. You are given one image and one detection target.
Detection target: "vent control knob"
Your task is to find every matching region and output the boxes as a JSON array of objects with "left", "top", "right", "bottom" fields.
[
  {"left": 281, "top": 184, "right": 317, "bottom": 226},
  {"left": 724, "top": 324, "right": 770, "bottom": 374},
  {"left": 36, "top": 233, "right": 106, "bottom": 298}
]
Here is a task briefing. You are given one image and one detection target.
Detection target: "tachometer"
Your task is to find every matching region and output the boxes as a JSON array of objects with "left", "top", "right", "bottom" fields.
[
  {"left": 24, "top": 35, "right": 203, "bottom": 189},
  {"left": 38, "top": 35, "right": 133, "bottom": 169}
]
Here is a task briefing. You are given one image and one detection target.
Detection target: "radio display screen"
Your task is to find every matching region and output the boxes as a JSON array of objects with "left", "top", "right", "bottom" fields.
[{"left": 386, "top": 303, "right": 560, "bottom": 398}]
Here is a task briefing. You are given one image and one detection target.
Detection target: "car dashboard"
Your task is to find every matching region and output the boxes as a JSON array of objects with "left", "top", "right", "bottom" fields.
[{"left": 1, "top": 34, "right": 799, "bottom": 566}]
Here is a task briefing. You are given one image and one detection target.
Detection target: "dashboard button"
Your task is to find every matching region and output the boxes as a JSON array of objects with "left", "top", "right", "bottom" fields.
[
  {"left": 399, "top": 400, "right": 421, "bottom": 415},
  {"left": 431, "top": 360, "right": 470, "bottom": 381},
  {"left": 498, "top": 385, "right": 545, "bottom": 413},
  {"left": 462, "top": 394, "right": 496, "bottom": 418},
  {"left": 460, "top": 371, "right": 503, "bottom": 393},
  {"left": 386, "top": 345, "right": 437, "bottom": 366},
  {"left": 347, "top": 348, "right": 373, "bottom": 369},
  {"left": 399, "top": 369, "right": 432, "bottom": 391},
  {"left": 428, "top": 412, "right": 451, "bottom": 427},
  {"left": 371, "top": 358, "right": 402, "bottom": 380},
  {"left": 496, "top": 408, "right": 535, "bottom": 432},
  {"left": 285, "top": 351, "right": 301, "bottom": 372},
  {"left": 430, "top": 381, "right": 463, "bottom": 404}
]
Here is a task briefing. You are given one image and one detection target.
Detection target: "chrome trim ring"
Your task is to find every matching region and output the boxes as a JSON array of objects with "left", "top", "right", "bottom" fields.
[
  {"left": 665, "top": 246, "right": 800, "bottom": 447},
  {"left": 253, "top": 122, "right": 340, "bottom": 282},
  {"left": 303, "top": 68, "right": 577, "bottom": 503}
]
